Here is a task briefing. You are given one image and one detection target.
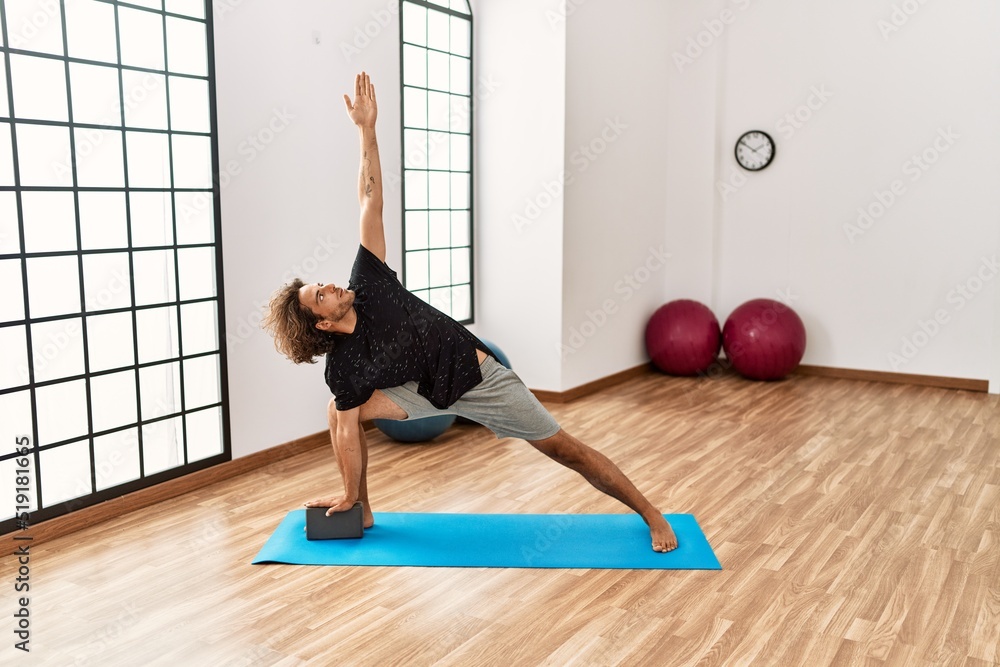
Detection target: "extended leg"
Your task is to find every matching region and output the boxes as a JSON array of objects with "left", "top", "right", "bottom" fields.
[{"left": 528, "top": 428, "right": 677, "bottom": 552}]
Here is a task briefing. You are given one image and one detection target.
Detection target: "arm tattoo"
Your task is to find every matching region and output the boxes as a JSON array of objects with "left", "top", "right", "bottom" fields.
[{"left": 362, "top": 151, "right": 373, "bottom": 197}]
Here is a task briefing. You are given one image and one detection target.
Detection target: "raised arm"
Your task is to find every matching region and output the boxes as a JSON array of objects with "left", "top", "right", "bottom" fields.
[{"left": 344, "top": 72, "right": 385, "bottom": 261}]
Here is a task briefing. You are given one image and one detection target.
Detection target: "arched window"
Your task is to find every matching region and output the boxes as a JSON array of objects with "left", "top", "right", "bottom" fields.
[
  {"left": 400, "top": 0, "right": 473, "bottom": 322},
  {"left": 0, "top": 0, "right": 230, "bottom": 533}
]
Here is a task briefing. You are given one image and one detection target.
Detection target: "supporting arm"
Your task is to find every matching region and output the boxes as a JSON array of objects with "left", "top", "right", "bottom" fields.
[{"left": 305, "top": 403, "right": 366, "bottom": 516}]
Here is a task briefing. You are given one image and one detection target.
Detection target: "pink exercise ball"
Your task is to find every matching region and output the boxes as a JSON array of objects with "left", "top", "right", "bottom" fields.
[
  {"left": 645, "top": 300, "right": 721, "bottom": 376},
  {"left": 722, "top": 299, "right": 806, "bottom": 380}
]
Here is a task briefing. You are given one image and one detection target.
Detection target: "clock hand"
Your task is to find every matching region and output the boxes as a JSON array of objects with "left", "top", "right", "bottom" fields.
[{"left": 740, "top": 139, "right": 762, "bottom": 155}]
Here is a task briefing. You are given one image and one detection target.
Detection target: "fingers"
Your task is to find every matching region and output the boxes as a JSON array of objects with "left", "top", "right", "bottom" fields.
[
  {"left": 353, "top": 72, "right": 369, "bottom": 100},
  {"left": 351, "top": 71, "right": 374, "bottom": 100},
  {"left": 305, "top": 497, "right": 353, "bottom": 513},
  {"left": 325, "top": 502, "right": 352, "bottom": 516},
  {"left": 363, "top": 72, "right": 374, "bottom": 100},
  {"left": 346, "top": 72, "right": 374, "bottom": 122},
  {"left": 304, "top": 497, "right": 338, "bottom": 508}
]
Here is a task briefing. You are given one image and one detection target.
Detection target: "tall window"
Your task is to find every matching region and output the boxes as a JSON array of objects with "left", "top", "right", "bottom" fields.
[
  {"left": 0, "top": 0, "right": 230, "bottom": 534},
  {"left": 400, "top": 0, "right": 473, "bottom": 322}
]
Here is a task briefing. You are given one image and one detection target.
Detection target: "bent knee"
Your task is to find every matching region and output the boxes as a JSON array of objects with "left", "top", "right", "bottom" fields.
[{"left": 358, "top": 390, "right": 408, "bottom": 422}]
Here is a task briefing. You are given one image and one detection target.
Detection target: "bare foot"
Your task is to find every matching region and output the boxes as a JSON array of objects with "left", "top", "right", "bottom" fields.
[{"left": 647, "top": 514, "right": 678, "bottom": 552}]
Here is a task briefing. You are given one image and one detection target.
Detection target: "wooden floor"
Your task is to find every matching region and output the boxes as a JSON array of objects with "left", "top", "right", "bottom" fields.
[{"left": 4, "top": 370, "right": 999, "bottom": 666}]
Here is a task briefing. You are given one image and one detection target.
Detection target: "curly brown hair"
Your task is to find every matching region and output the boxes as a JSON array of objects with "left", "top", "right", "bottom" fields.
[{"left": 261, "top": 278, "right": 334, "bottom": 364}]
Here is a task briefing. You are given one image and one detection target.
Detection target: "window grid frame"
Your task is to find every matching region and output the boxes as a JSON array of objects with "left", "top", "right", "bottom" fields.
[
  {"left": 400, "top": 0, "right": 474, "bottom": 323},
  {"left": 0, "top": 0, "right": 231, "bottom": 534}
]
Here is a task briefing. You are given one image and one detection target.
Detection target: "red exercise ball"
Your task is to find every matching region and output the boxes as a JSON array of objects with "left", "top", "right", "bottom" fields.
[
  {"left": 722, "top": 299, "right": 806, "bottom": 380},
  {"left": 645, "top": 300, "right": 721, "bottom": 376}
]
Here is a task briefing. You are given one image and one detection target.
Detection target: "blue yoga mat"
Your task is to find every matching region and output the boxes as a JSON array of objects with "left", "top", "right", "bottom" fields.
[{"left": 252, "top": 511, "right": 721, "bottom": 570}]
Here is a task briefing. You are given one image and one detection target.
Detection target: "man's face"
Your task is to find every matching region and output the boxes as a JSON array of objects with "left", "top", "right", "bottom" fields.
[{"left": 297, "top": 282, "right": 355, "bottom": 330}]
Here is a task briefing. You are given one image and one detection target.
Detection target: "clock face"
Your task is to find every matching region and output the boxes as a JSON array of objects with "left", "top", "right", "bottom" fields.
[{"left": 735, "top": 131, "right": 775, "bottom": 171}]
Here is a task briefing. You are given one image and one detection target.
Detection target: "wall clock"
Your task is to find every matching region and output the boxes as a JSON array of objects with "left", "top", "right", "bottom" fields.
[{"left": 735, "top": 130, "right": 775, "bottom": 171}]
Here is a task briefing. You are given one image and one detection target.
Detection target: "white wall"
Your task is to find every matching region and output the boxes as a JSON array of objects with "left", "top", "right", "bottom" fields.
[
  {"left": 214, "top": 0, "right": 1000, "bottom": 462},
  {"left": 664, "top": 0, "right": 724, "bottom": 315},
  {"left": 557, "top": 0, "right": 1000, "bottom": 390},
  {"left": 470, "top": 0, "right": 566, "bottom": 391},
  {"left": 214, "top": 1, "right": 403, "bottom": 457},
  {"left": 668, "top": 0, "right": 1000, "bottom": 384},
  {"left": 560, "top": 0, "right": 672, "bottom": 389}
]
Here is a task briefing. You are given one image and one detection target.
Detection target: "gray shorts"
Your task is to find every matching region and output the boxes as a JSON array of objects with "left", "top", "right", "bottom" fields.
[{"left": 379, "top": 356, "right": 561, "bottom": 441}]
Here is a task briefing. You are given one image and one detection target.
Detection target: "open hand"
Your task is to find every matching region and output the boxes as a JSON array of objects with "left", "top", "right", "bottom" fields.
[
  {"left": 344, "top": 71, "right": 377, "bottom": 128},
  {"left": 304, "top": 495, "right": 356, "bottom": 516}
]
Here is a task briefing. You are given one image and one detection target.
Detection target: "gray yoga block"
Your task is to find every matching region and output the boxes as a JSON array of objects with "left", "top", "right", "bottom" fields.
[{"left": 306, "top": 502, "right": 365, "bottom": 540}]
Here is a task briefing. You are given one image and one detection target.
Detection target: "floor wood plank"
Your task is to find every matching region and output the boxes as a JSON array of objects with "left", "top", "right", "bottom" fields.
[{"left": 2, "top": 371, "right": 998, "bottom": 665}]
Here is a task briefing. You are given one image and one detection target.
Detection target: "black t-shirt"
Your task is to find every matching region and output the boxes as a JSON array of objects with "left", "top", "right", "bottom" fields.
[{"left": 324, "top": 244, "right": 497, "bottom": 411}]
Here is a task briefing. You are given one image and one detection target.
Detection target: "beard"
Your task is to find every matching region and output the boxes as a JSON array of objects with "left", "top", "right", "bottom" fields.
[{"left": 329, "top": 291, "right": 356, "bottom": 322}]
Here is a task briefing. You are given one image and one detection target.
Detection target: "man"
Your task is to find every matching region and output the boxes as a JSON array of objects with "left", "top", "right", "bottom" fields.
[{"left": 263, "top": 72, "right": 677, "bottom": 552}]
